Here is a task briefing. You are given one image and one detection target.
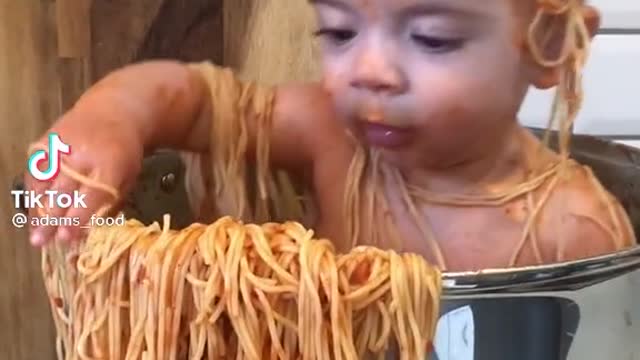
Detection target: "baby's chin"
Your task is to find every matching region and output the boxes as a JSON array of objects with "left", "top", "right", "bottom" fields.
[
  {"left": 371, "top": 143, "right": 469, "bottom": 174},
  {"left": 370, "top": 145, "right": 423, "bottom": 171}
]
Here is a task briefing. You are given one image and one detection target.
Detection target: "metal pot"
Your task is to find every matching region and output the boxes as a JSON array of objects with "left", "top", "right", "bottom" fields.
[
  {"left": 12, "top": 129, "right": 640, "bottom": 359},
  {"left": 433, "top": 246, "right": 640, "bottom": 360}
]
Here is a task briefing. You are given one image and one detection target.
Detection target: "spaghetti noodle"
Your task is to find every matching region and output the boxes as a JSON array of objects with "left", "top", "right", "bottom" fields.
[{"left": 42, "top": 215, "right": 441, "bottom": 360}]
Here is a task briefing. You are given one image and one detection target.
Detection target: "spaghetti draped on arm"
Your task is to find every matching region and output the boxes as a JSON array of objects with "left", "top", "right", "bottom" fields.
[{"left": 183, "top": 62, "right": 309, "bottom": 226}]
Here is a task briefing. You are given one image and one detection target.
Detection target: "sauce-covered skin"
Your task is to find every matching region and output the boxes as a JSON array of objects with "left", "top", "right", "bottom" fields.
[{"left": 27, "top": 0, "right": 635, "bottom": 271}]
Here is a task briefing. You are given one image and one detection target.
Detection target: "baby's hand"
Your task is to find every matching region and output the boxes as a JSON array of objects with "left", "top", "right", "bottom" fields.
[
  {"left": 25, "top": 97, "right": 146, "bottom": 246},
  {"left": 21, "top": 61, "right": 219, "bottom": 246}
]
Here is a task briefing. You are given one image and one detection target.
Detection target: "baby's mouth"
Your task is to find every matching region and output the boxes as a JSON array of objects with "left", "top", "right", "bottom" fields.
[
  {"left": 357, "top": 103, "right": 408, "bottom": 127},
  {"left": 357, "top": 121, "right": 415, "bottom": 149}
]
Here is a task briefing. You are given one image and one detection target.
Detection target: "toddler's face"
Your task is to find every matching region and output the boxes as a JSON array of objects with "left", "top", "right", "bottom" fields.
[{"left": 313, "top": 0, "right": 536, "bottom": 168}]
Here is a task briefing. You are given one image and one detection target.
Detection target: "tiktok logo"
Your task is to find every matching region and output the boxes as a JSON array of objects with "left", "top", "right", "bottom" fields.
[{"left": 27, "top": 133, "right": 71, "bottom": 181}]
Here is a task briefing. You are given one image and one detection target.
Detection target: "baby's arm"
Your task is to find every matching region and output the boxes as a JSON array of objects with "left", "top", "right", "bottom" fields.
[
  {"left": 76, "top": 61, "right": 211, "bottom": 152},
  {"left": 538, "top": 166, "right": 636, "bottom": 262},
  {"left": 28, "top": 60, "right": 331, "bottom": 245},
  {"left": 81, "top": 60, "right": 328, "bottom": 165},
  {"left": 183, "top": 73, "right": 336, "bottom": 217}
]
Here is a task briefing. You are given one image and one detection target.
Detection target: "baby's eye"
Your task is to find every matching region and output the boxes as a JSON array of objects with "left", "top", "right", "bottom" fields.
[
  {"left": 314, "top": 28, "right": 357, "bottom": 45},
  {"left": 410, "top": 34, "right": 463, "bottom": 53}
]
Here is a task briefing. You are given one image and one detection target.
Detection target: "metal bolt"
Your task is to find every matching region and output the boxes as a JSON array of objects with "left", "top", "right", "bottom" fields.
[{"left": 160, "top": 173, "right": 176, "bottom": 193}]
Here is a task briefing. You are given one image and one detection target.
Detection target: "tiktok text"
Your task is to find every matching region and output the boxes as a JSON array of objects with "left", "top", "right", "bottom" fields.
[{"left": 11, "top": 190, "right": 87, "bottom": 209}]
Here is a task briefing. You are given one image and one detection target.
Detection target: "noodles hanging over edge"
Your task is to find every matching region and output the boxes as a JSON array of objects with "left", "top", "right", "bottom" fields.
[{"left": 42, "top": 215, "right": 442, "bottom": 359}]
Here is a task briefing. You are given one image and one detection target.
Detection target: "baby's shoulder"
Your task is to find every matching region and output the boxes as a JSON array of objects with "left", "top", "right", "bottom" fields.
[{"left": 536, "top": 161, "right": 636, "bottom": 262}]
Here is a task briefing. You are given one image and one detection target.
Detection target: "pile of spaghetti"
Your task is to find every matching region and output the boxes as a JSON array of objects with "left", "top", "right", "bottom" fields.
[{"left": 42, "top": 215, "right": 441, "bottom": 360}]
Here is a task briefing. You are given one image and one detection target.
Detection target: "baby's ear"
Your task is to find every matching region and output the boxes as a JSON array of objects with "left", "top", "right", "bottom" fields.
[
  {"left": 582, "top": 5, "right": 601, "bottom": 38},
  {"left": 527, "top": 5, "right": 601, "bottom": 90}
]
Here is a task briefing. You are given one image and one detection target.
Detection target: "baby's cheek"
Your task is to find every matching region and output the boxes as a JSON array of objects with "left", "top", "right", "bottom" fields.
[
  {"left": 412, "top": 101, "right": 500, "bottom": 162},
  {"left": 431, "top": 81, "right": 517, "bottom": 131},
  {"left": 415, "top": 101, "right": 478, "bottom": 136}
]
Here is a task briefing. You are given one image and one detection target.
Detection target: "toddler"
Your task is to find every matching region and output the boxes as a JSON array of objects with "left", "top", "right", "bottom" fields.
[{"left": 26, "top": 0, "right": 636, "bottom": 271}]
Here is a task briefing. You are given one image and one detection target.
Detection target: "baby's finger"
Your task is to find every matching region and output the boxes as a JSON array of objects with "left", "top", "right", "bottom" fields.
[
  {"left": 22, "top": 142, "right": 64, "bottom": 246},
  {"left": 44, "top": 175, "right": 81, "bottom": 243},
  {"left": 27, "top": 207, "right": 49, "bottom": 246},
  {"left": 24, "top": 175, "right": 54, "bottom": 246}
]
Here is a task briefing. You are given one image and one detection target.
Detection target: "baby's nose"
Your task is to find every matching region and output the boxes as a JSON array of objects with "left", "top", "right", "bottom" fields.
[{"left": 349, "top": 49, "right": 406, "bottom": 95}]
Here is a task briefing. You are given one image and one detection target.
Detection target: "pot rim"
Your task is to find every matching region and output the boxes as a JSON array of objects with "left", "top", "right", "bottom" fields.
[{"left": 441, "top": 245, "right": 640, "bottom": 296}]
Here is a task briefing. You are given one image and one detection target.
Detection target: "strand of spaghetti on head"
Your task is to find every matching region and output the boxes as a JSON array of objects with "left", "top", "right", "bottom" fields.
[
  {"left": 524, "top": 0, "right": 632, "bottom": 260},
  {"left": 527, "top": 0, "right": 590, "bottom": 164},
  {"left": 41, "top": 212, "right": 442, "bottom": 359}
]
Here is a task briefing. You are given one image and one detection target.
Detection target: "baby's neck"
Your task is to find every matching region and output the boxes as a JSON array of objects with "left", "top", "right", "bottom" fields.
[{"left": 402, "top": 126, "right": 551, "bottom": 195}]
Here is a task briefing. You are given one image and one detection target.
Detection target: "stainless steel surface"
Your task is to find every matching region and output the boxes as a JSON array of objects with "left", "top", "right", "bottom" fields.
[
  {"left": 433, "top": 249, "right": 640, "bottom": 360},
  {"left": 442, "top": 246, "right": 640, "bottom": 295}
]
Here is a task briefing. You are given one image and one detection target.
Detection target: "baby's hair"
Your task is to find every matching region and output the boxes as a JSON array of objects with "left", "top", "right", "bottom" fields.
[{"left": 526, "top": 0, "right": 591, "bottom": 164}]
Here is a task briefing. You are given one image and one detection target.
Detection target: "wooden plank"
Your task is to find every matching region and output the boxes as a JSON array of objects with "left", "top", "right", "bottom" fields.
[
  {"left": 56, "top": 0, "right": 92, "bottom": 58},
  {"left": 0, "top": 2, "right": 224, "bottom": 358},
  {"left": 90, "top": 0, "right": 165, "bottom": 81},
  {"left": 57, "top": 57, "right": 91, "bottom": 111},
  {"left": 90, "top": 0, "right": 223, "bottom": 83},
  {"left": 134, "top": 0, "right": 223, "bottom": 64},
  {"left": 0, "top": 1, "right": 60, "bottom": 359}
]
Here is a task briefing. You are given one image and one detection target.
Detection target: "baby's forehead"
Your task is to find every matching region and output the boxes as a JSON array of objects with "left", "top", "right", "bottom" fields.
[{"left": 312, "top": 0, "right": 522, "bottom": 19}]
